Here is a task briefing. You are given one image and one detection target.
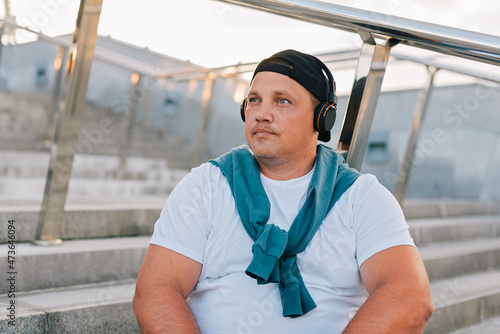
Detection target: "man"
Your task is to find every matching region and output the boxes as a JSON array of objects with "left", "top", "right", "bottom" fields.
[{"left": 133, "top": 49, "right": 433, "bottom": 333}]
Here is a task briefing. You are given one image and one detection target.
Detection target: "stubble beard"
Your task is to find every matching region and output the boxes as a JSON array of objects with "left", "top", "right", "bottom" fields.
[{"left": 250, "top": 142, "right": 287, "bottom": 168}]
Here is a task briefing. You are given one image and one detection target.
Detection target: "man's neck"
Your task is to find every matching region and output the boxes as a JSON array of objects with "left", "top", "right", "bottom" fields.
[{"left": 257, "top": 153, "right": 316, "bottom": 181}]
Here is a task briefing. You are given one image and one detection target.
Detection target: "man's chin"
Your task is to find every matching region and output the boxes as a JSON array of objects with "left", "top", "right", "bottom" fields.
[
  {"left": 251, "top": 149, "right": 280, "bottom": 165},
  {"left": 248, "top": 136, "right": 280, "bottom": 155}
]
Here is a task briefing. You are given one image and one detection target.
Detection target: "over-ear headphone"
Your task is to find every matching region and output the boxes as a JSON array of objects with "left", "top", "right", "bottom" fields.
[
  {"left": 240, "top": 60, "right": 337, "bottom": 135},
  {"left": 312, "top": 59, "right": 337, "bottom": 134},
  {"left": 240, "top": 98, "right": 248, "bottom": 122}
]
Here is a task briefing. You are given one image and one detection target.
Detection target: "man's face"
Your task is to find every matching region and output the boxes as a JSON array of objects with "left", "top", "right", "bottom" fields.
[{"left": 244, "top": 71, "right": 318, "bottom": 167}]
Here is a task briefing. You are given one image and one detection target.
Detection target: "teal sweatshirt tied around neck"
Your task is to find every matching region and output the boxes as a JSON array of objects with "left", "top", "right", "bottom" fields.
[{"left": 209, "top": 144, "right": 361, "bottom": 317}]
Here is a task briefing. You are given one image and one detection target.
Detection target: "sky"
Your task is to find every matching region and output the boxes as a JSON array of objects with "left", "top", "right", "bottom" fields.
[{"left": 2, "top": 0, "right": 500, "bottom": 92}]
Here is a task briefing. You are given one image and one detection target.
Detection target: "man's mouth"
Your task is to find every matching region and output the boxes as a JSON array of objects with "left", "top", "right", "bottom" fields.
[{"left": 253, "top": 127, "right": 276, "bottom": 135}]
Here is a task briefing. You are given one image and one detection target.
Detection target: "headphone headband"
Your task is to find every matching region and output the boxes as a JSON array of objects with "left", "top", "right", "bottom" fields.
[{"left": 314, "top": 58, "right": 337, "bottom": 105}]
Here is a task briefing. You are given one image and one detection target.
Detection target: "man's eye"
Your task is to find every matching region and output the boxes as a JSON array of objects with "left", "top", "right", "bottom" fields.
[
  {"left": 248, "top": 97, "right": 259, "bottom": 103},
  {"left": 278, "top": 98, "right": 290, "bottom": 105}
]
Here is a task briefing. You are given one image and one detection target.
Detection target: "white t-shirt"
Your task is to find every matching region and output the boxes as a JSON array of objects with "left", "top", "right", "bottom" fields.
[{"left": 151, "top": 162, "right": 414, "bottom": 334}]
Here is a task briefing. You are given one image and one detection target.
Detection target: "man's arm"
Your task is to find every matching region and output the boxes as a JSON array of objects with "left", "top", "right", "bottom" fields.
[
  {"left": 343, "top": 245, "right": 433, "bottom": 333},
  {"left": 133, "top": 244, "right": 202, "bottom": 334}
]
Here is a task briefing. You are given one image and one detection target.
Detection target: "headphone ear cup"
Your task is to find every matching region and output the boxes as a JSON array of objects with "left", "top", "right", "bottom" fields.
[
  {"left": 314, "top": 102, "right": 337, "bottom": 133},
  {"left": 240, "top": 98, "right": 248, "bottom": 122}
]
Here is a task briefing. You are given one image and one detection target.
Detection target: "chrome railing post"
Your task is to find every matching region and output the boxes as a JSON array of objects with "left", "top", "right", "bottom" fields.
[
  {"left": 337, "top": 35, "right": 398, "bottom": 170},
  {"left": 394, "top": 66, "right": 439, "bottom": 204},
  {"left": 191, "top": 73, "right": 215, "bottom": 167},
  {"left": 116, "top": 72, "right": 143, "bottom": 180},
  {"left": 44, "top": 45, "right": 68, "bottom": 147},
  {"left": 35, "top": 0, "right": 103, "bottom": 245},
  {"left": 0, "top": 23, "right": 4, "bottom": 67}
]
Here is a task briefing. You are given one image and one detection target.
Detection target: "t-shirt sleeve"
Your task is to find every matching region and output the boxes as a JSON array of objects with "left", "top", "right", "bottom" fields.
[
  {"left": 350, "top": 174, "right": 415, "bottom": 267},
  {"left": 150, "top": 164, "right": 215, "bottom": 264}
]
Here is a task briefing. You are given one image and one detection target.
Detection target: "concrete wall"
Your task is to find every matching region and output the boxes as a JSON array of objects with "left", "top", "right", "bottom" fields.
[{"left": 359, "top": 84, "right": 500, "bottom": 200}]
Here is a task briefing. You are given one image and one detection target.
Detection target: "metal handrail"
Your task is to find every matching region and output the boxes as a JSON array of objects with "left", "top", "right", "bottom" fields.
[
  {"left": 158, "top": 48, "right": 500, "bottom": 85},
  {"left": 156, "top": 48, "right": 361, "bottom": 79},
  {"left": 215, "top": 0, "right": 500, "bottom": 66},
  {"left": 391, "top": 51, "right": 500, "bottom": 84}
]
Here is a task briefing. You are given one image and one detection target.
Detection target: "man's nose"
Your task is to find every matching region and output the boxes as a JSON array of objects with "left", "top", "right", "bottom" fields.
[{"left": 253, "top": 101, "right": 274, "bottom": 122}]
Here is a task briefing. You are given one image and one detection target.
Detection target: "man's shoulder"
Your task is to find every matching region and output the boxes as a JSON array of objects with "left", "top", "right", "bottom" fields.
[
  {"left": 192, "top": 160, "right": 223, "bottom": 174},
  {"left": 167, "top": 162, "right": 232, "bottom": 208},
  {"left": 343, "top": 173, "right": 378, "bottom": 193},
  {"left": 188, "top": 162, "right": 227, "bottom": 184},
  {"left": 338, "top": 173, "right": 395, "bottom": 208},
  {"left": 346, "top": 173, "right": 403, "bottom": 220}
]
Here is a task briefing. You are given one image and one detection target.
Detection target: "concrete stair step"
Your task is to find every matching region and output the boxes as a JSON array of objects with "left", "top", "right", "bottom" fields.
[
  {"left": 0, "top": 202, "right": 161, "bottom": 243},
  {"left": 0, "top": 150, "right": 189, "bottom": 180},
  {"left": 420, "top": 237, "right": 500, "bottom": 281},
  {"left": 0, "top": 279, "right": 139, "bottom": 334},
  {"left": 0, "top": 236, "right": 149, "bottom": 294},
  {"left": 424, "top": 270, "right": 500, "bottom": 334},
  {"left": 0, "top": 144, "right": 193, "bottom": 170},
  {"left": 409, "top": 215, "right": 500, "bottom": 246},
  {"left": 450, "top": 315, "right": 500, "bottom": 334},
  {"left": 402, "top": 201, "right": 500, "bottom": 219},
  {"left": 1, "top": 177, "right": 179, "bottom": 203}
]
